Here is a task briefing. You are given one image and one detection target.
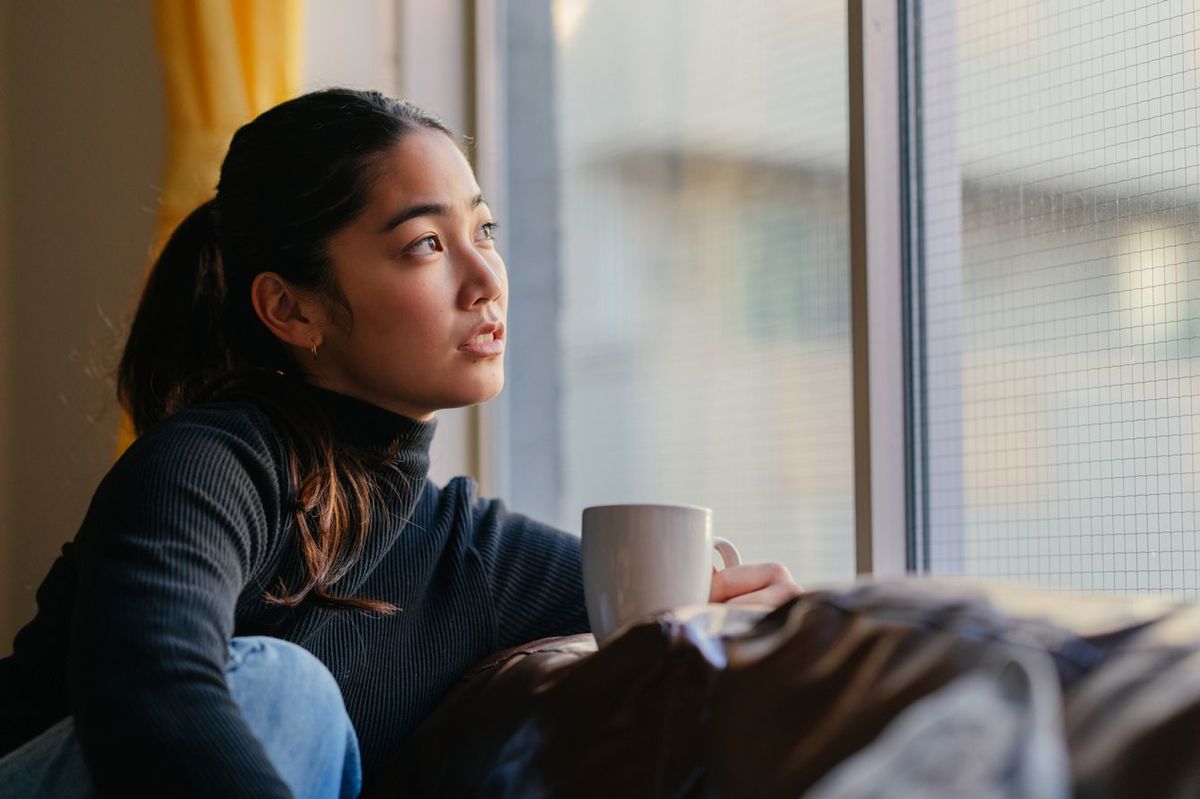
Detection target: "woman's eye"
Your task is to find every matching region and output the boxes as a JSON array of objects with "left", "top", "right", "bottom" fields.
[
  {"left": 479, "top": 221, "right": 500, "bottom": 242},
  {"left": 408, "top": 235, "right": 441, "bottom": 256}
]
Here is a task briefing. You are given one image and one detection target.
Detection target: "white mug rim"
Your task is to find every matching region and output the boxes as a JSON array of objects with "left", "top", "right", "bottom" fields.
[{"left": 582, "top": 502, "right": 712, "bottom": 514}]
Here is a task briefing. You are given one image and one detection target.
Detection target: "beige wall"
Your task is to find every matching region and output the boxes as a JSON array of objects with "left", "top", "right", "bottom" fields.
[{"left": 0, "top": 0, "right": 163, "bottom": 651}]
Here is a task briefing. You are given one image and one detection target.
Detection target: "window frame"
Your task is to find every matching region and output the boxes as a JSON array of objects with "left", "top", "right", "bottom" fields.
[{"left": 849, "top": 0, "right": 911, "bottom": 576}]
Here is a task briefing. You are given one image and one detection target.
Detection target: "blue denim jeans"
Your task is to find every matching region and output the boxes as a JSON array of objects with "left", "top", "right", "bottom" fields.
[{"left": 0, "top": 636, "right": 362, "bottom": 798}]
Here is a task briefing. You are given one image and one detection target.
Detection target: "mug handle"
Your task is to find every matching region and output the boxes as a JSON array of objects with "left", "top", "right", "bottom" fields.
[{"left": 713, "top": 536, "right": 741, "bottom": 569}]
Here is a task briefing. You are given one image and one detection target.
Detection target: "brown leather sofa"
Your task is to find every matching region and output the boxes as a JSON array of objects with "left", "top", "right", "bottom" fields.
[{"left": 368, "top": 579, "right": 1200, "bottom": 798}]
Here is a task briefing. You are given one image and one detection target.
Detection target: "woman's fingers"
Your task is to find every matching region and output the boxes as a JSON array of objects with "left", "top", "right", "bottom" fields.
[
  {"left": 709, "top": 562, "right": 800, "bottom": 605},
  {"left": 727, "top": 586, "right": 801, "bottom": 607}
]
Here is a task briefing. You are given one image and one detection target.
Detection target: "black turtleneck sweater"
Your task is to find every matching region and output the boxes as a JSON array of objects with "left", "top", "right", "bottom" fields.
[{"left": 0, "top": 387, "right": 589, "bottom": 797}]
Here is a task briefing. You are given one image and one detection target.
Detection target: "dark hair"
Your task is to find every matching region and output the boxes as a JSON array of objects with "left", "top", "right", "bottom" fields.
[{"left": 118, "top": 88, "right": 459, "bottom": 613}]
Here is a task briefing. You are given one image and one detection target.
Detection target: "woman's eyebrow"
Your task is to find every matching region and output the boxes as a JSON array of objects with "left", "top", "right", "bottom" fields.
[{"left": 380, "top": 193, "right": 487, "bottom": 232}]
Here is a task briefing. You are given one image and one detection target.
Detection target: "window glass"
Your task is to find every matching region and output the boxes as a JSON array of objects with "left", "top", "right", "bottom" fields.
[
  {"left": 505, "top": 0, "right": 855, "bottom": 584},
  {"left": 917, "top": 0, "right": 1200, "bottom": 595}
]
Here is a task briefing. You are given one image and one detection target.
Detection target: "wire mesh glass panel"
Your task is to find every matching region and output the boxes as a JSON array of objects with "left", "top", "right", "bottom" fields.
[
  {"left": 917, "top": 0, "right": 1200, "bottom": 594},
  {"left": 504, "top": 0, "right": 854, "bottom": 585}
]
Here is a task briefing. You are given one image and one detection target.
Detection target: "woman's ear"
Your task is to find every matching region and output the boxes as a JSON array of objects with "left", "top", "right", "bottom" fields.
[{"left": 250, "top": 272, "right": 328, "bottom": 349}]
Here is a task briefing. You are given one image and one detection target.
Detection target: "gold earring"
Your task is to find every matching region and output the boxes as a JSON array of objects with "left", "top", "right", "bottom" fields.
[{"left": 310, "top": 341, "right": 320, "bottom": 361}]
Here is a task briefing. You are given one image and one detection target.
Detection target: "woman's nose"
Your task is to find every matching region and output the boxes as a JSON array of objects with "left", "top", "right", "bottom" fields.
[{"left": 458, "top": 246, "right": 505, "bottom": 308}]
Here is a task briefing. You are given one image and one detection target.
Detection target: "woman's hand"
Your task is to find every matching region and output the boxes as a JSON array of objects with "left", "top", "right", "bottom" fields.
[{"left": 709, "top": 562, "right": 803, "bottom": 607}]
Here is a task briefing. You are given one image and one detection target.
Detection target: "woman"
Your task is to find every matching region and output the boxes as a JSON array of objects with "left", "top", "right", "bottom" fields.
[{"left": 0, "top": 89, "right": 800, "bottom": 798}]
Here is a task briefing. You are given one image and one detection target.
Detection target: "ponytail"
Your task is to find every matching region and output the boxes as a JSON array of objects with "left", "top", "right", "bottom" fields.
[{"left": 118, "top": 199, "right": 235, "bottom": 436}]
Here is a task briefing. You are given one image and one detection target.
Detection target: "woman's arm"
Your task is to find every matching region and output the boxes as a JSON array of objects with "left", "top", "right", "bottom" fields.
[
  {"left": 468, "top": 492, "right": 589, "bottom": 651},
  {"left": 67, "top": 409, "right": 291, "bottom": 798}
]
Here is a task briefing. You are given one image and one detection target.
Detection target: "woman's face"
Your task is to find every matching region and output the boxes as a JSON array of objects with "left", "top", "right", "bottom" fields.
[{"left": 311, "top": 129, "right": 507, "bottom": 420}]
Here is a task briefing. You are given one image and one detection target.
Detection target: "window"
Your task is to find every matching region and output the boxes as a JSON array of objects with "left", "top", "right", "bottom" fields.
[
  {"left": 913, "top": 0, "right": 1200, "bottom": 594},
  {"left": 493, "top": 0, "right": 1199, "bottom": 595}
]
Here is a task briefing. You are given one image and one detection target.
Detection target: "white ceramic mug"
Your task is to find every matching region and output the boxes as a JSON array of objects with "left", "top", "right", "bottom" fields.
[{"left": 581, "top": 503, "right": 741, "bottom": 646}]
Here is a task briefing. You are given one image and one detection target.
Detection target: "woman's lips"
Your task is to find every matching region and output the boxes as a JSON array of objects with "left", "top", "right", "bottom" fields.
[{"left": 458, "top": 327, "right": 505, "bottom": 357}]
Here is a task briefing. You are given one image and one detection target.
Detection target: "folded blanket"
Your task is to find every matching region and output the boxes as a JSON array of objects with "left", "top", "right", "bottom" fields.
[{"left": 367, "top": 580, "right": 1200, "bottom": 798}]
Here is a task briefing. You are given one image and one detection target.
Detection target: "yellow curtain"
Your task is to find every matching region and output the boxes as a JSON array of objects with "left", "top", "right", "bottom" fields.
[{"left": 117, "top": 0, "right": 304, "bottom": 454}]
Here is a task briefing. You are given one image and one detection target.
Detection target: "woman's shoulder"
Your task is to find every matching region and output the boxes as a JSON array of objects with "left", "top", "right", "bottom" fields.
[
  {"left": 410, "top": 476, "right": 492, "bottom": 537},
  {"left": 423, "top": 475, "right": 492, "bottom": 515},
  {"left": 421, "top": 477, "right": 550, "bottom": 538},
  {"left": 118, "top": 399, "right": 288, "bottom": 480}
]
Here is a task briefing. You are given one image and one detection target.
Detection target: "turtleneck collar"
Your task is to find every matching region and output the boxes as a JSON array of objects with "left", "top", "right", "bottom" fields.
[{"left": 301, "top": 383, "right": 437, "bottom": 473}]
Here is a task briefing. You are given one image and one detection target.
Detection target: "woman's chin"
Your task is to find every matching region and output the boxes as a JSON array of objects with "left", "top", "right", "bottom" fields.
[
  {"left": 443, "top": 374, "right": 504, "bottom": 409},
  {"left": 472, "top": 377, "right": 505, "bottom": 405}
]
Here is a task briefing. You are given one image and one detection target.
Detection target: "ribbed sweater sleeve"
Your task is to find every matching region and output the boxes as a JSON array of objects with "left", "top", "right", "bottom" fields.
[
  {"left": 67, "top": 409, "right": 292, "bottom": 798},
  {"left": 470, "top": 490, "right": 590, "bottom": 650}
]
